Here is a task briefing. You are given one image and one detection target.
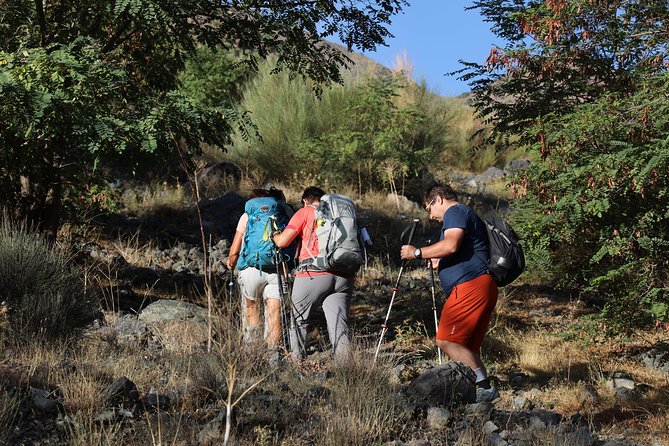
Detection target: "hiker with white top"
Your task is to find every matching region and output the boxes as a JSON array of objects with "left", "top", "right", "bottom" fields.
[{"left": 227, "top": 187, "right": 294, "bottom": 363}]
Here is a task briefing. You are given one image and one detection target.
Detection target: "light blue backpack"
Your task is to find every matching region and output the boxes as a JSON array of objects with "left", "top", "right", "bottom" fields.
[{"left": 238, "top": 197, "right": 294, "bottom": 272}]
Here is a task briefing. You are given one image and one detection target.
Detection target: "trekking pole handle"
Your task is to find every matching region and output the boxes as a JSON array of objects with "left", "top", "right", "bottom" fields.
[{"left": 406, "top": 218, "right": 419, "bottom": 248}]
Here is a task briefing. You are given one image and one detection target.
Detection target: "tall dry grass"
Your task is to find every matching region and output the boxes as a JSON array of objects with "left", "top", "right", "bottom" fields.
[{"left": 0, "top": 216, "right": 97, "bottom": 344}]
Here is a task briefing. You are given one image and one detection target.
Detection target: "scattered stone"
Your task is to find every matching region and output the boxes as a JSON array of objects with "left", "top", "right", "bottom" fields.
[
  {"left": 101, "top": 377, "right": 139, "bottom": 408},
  {"left": 606, "top": 372, "right": 639, "bottom": 402},
  {"left": 526, "top": 387, "right": 541, "bottom": 399},
  {"left": 29, "top": 387, "right": 59, "bottom": 414},
  {"left": 464, "top": 401, "right": 493, "bottom": 416},
  {"left": 143, "top": 390, "right": 171, "bottom": 412},
  {"left": 483, "top": 420, "right": 499, "bottom": 435},
  {"left": 509, "top": 430, "right": 533, "bottom": 443},
  {"left": 557, "top": 426, "right": 593, "bottom": 446},
  {"left": 607, "top": 371, "right": 636, "bottom": 390},
  {"left": 94, "top": 408, "right": 134, "bottom": 424},
  {"left": 488, "top": 432, "right": 508, "bottom": 446},
  {"left": 511, "top": 396, "right": 533, "bottom": 411},
  {"left": 614, "top": 386, "right": 639, "bottom": 402},
  {"left": 529, "top": 415, "right": 546, "bottom": 430},
  {"left": 113, "top": 314, "right": 149, "bottom": 345},
  {"left": 481, "top": 166, "right": 506, "bottom": 180},
  {"left": 405, "top": 362, "right": 476, "bottom": 408},
  {"left": 139, "top": 299, "right": 208, "bottom": 324},
  {"left": 504, "top": 159, "right": 531, "bottom": 174},
  {"left": 426, "top": 406, "right": 450, "bottom": 429},
  {"left": 640, "top": 341, "right": 669, "bottom": 373}
]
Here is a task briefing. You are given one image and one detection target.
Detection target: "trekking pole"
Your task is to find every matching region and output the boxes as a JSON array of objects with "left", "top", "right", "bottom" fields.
[
  {"left": 227, "top": 270, "right": 235, "bottom": 302},
  {"left": 269, "top": 216, "right": 290, "bottom": 349},
  {"left": 269, "top": 216, "right": 304, "bottom": 354},
  {"left": 274, "top": 248, "right": 291, "bottom": 350},
  {"left": 373, "top": 218, "right": 420, "bottom": 363},
  {"left": 426, "top": 239, "right": 442, "bottom": 365}
]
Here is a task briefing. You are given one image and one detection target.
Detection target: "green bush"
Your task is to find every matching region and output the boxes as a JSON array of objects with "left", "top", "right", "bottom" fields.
[
  {"left": 511, "top": 74, "right": 669, "bottom": 334},
  {"left": 0, "top": 217, "right": 97, "bottom": 344},
  {"left": 230, "top": 58, "right": 516, "bottom": 192}
]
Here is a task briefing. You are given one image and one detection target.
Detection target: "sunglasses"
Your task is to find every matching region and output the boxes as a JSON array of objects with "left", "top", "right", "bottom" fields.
[{"left": 424, "top": 198, "right": 436, "bottom": 213}]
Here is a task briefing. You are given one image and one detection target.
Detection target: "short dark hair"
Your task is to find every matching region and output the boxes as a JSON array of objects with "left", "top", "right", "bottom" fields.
[
  {"left": 267, "top": 187, "right": 286, "bottom": 202},
  {"left": 423, "top": 183, "right": 458, "bottom": 206},
  {"left": 302, "top": 186, "right": 325, "bottom": 204}
]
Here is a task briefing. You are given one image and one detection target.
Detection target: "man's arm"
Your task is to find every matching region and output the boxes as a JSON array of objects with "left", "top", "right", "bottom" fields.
[
  {"left": 272, "top": 227, "right": 298, "bottom": 249},
  {"left": 400, "top": 228, "right": 465, "bottom": 260}
]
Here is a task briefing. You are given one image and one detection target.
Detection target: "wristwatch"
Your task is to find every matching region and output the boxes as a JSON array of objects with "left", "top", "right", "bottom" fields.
[{"left": 414, "top": 248, "right": 422, "bottom": 259}]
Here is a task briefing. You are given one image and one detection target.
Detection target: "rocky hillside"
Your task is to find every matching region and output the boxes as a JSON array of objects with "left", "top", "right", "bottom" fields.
[{"left": 1, "top": 179, "right": 668, "bottom": 446}]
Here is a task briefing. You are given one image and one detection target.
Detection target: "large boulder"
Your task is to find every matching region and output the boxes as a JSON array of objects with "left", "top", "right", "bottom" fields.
[
  {"left": 139, "top": 299, "right": 208, "bottom": 324},
  {"left": 404, "top": 361, "right": 476, "bottom": 408},
  {"left": 196, "top": 161, "right": 242, "bottom": 194},
  {"left": 504, "top": 159, "right": 531, "bottom": 174},
  {"left": 198, "top": 191, "right": 245, "bottom": 242}
]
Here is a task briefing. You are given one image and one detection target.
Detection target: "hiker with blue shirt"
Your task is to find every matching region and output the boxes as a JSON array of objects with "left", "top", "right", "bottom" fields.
[
  {"left": 400, "top": 183, "right": 500, "bottom": 402},
  {"left": 226, "top": 187, "right": 294, "bottom": 362}
]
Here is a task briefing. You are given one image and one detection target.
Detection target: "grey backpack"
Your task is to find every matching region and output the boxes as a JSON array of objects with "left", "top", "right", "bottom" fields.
[{"left": 301, "top": 194, "right": 363, "bottom": 275}]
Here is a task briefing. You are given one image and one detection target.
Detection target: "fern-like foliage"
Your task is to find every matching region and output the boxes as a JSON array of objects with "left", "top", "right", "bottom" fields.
[{"left": 0, "top": 0, "right": 408, "bottom": 228}]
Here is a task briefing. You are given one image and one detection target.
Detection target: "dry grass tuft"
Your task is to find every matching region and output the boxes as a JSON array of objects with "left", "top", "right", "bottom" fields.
[
  {"left": 120, "top": 181, "right": 190, "bottom": 216},
  {"left": 511, "top": 332, "right": 593, "bottom": 381},
  {"left": 311, "top": 346, "right": 404, "bottom": 445}
]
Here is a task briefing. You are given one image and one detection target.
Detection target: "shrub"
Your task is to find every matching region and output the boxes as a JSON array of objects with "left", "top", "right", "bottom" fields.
[
  {"left": 0, "top": 388, "right": 21, "bottom": 445},
  {"left": 315, "top": 350, "right": 404, "bottom": 445},
  {"left": 510, "top": 74, "right": 669, "bottom": 334},
  {"left": 0, "top": 216, "right": 97, "bottom": 344}
]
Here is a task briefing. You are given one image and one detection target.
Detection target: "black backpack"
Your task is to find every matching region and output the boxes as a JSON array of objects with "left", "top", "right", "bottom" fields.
[{"left": 479, "top": 215, "right": 525, "bottom": 287}]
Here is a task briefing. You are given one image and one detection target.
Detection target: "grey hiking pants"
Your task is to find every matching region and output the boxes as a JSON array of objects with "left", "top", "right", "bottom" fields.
[{"left": 289, "top": 273, "right": 353, "bottom": 360}]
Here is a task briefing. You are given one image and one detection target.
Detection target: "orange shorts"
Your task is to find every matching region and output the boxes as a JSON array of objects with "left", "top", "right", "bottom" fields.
[{"left": 436, "top": 274, "right": 498, "bottom": 354}]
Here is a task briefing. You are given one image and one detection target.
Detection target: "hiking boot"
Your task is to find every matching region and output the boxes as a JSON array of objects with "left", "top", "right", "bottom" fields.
[{"left": 475, "top": 385, "right": 500, "bottom": 403}]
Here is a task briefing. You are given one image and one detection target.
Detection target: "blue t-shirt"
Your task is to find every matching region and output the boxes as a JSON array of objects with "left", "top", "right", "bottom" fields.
[{"left": 438, "top": 204, "right": 489, "bottom": 296}]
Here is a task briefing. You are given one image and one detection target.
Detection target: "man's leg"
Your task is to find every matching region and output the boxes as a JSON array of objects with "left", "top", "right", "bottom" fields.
[
  {"left": 436, "top": 275, "right": 497, "bottom": 378},
  {"left": 289, "top": 275, "right": 327, "bottom": 360},
  {"left": 260, "top": 272, "right": 283, "bottom": 349},
  {"left": 435, "top": 340, "right": 485, "bottom": 373},
  {"left": 322, "top": 275, "right": 353, "bottom": 360}
]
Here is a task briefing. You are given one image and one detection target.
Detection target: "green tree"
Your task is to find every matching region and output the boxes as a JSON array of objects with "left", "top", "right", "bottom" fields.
[
  {"left": 299, "top": 75, "right": 438, "bottom": 192},
  {"left": 464, "top": 0, "right": 669, "bottom": 332},
  {"left": 178, "top": 46, "right": 254, "bottom": 109},
  {"left": 0, "top": 0, "right": 407, "bottom": 230}
]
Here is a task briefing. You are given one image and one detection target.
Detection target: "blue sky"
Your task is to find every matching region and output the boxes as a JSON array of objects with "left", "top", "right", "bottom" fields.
[{"left": 358, "top": 1, "right": 501, "bottom": 96}]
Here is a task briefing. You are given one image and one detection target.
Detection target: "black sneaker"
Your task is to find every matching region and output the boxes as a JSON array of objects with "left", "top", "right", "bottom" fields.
[{"left": 475, "top": 385, "right": 500, "bottom": 403}]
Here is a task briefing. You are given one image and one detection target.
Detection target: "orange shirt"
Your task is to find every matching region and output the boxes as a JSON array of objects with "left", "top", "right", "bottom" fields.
[
  {"left": 285, "top": 206, "right": 319, "bottom": 261},
  {"left": 285, "top": 205, "right": 354, "bottom": 279}
]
